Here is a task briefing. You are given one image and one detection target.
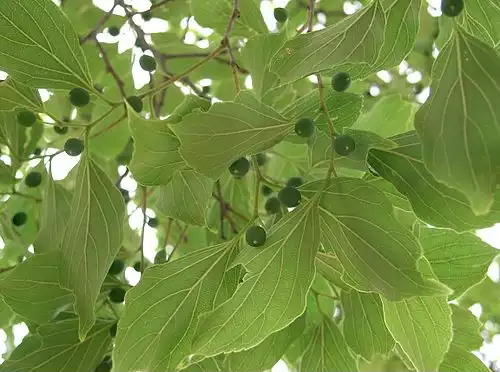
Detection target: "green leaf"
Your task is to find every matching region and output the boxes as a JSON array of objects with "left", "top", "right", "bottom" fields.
[
  {"left": 419, "top": 227, "right": 497, "bottom": 298},
  {"left": 302, "top": 179, "right": 451, "bottom": 300},
  {"left": 192, "top": 200, "right": 320, "bottom": 356},
  {"left": 0, "top": 160, "right": 15, "bottom": 184},
  {"left": 297, "top": 316, "right": 357, "bottom": 372},
  {"left": 157, "top": 169, "right": 213, "bottom": 226},
  {"left": 381, "top": 295, "right": 453, "bottom": 372},
  {"left": 459, "top": 0, "right": 500, "bottom": 48},
  {"left": 88, "top": 105, "right": 129, "bottom": 159},
  {"left": 59, "top": 155, "right": 125, "bottom": 340},
  {"left": 190, "top": 0, "right": 267, "bottom": 37},
  {"left": 181, "top": 356, "right": 224, "bottom": 372},
  {"left": 224, "top": 315, "right": 305, "bottom": 372},
  {"left": 171, "top": 91, "right": 292, "bottom": 180},
  {"left": 0, "top": 78, "right": 43, "bottom": 112},
  {"left": 414, "top": 27, "right": 500, "bottom": 215},
  {"left": 315, "top": 252, "right": 351, "bottom": 291},
  {"left": 352, "top": 95, "right": 418, "bottom": 137},
  {"left": 0, "top": 252, "right": 73, "bottom": 324},
  {"left": 341, "top": 290, "right": 394, "bottom": 360},
  {"left": 0, "top": 111, "right": 26, "bottom": 167},
  {"left": 0, "top": 0, "right": 93, "bottom": 89},
  {"left": 0, "top": 318, "right": 113, "bottom": 372},
  {"left": 367, "top": 146, "right": 500, "bottom": 231},
  {"left": 114, "top": 242, "right": 238, "bottom": 372},
  {"left": 33, "top": 175, "right": 72, "bottom": 254}
]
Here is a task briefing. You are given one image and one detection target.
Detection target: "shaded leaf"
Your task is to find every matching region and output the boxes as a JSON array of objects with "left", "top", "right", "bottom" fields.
[
  {"left": 315, "top": 252, "right": 351, "bottom": 291},
  {"left": 0, "top": 111, "right": 26, "bottom": 167},
  {"left": 0, "top": 78, "right": 43, "bottom": 112}
]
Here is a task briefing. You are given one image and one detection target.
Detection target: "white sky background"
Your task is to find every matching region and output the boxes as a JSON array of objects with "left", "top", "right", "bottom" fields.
[{"left": 1, "top": 0, "right": 500, "bottom": 369}]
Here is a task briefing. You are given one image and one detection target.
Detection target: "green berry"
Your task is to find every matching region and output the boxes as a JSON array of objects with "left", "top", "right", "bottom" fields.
[
  {"left": 120, "top": 188, "right": 130, "bottom": 203},
  {"left": 265, "top": 197, "right": 281, "bottom": 214},
  {"left": 229, "top": 157, "right": 250, "bottom": 178},
  {"left": 154, "top": 250, "right": 167, "bottom": 264},
  {"left": 147, "top": 217, "right": 159, "bottom": 228},
  {"left": 332, "top": 72, "right": 351, "bottom": 92},
  {"left": 127, "top": 96, "right": 143, "bottom": 113},
  {"left": 17, "top": 110, "right": 37, "bottom": 127},
  {"left": 108, "top": 259, "right": 125, "bottom": 275},
  {"left": 261, "top": 185, "right": 273, "bottom": 197},
  {"left": 255, "top": 153, "right": 267, "bottom": 166},
  {"left": 245, "top": 225, "right": 267, "bottom": 247},
  {"left": 274, "top": 7, "right": 288, "bottom": 23},
  {"left": 287, "top": 177, "right": 303, "bottom": 188},
  {"left": 139, "top": 55, "right": 157, "bottom": 72},
  {"left": 12, "top": 212, "right": 27, "bottom": 226},
  {"left": 142, "top": 10, "right": 153, "bottom": 21},
  {"left": 413, "top": 83, "right": 424, "bottom": 94},
  {"left": 109, "top": 287, "right": 126, "bottom": 303},
  {"left": 441, "top": 0, "right": 463, "bottom": 17},
  {"left": 109, "top": 323, "right": 117, "bottom": 337},
  {"left": 94, "top": 359, "right": 112, "bottom": 372},
  {"left": 64, "top": 138, "right": 84, "bottom": 156},
  {"left": 108, "top": 26, "right": 120, "bottom": 36},
  {"left": 69, "top": 88, "right": 90, "bottom": 107},
  {"left": 25, "top": 171, "right": 42, "bottom": 188},
  {"left": 133, "top": 261, "right": 141, "bottom": 272},
  {"left": 202, "top": 85, "right": 211, "bottom": 94},
  {"left": 33, "top": 147, "right": 42, "bottom": 156},
  {"left": 294, "top": 118, "right": 315, "bottom": 138},
  {"left": 333, "top": 134, "right": 356, "bottom": 156},
  {"left": 54, "top": 125, "right": 68, "bottom": 135},
  {"left": 278, "top": 186, "right": 301, "bottom": 208}
]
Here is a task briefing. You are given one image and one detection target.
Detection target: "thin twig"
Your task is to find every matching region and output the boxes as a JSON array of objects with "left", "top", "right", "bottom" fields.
[
  {"left": 162, "top": 218, "right": 173, "bottom": 249},
  {"left": 139, "top": 186, "right": 147, "bottom": 274},
  {"left": 216, "top": 181, "right": 226, "bottom": 240},
  {"left": 1, "top": 191, "right": 42, "bottom": 203},
  {"left": 211, "top": 193, "right": 249, "bottom": 221},
  {"left": 168, "top": 225, "right": 188, "bottom": 262},
  {"left": 130, "top": 0, "right": 172, "bottom": 15},
  {"left": 181, "top": 15, "right": 191, "bottom": 42},
  {"left": 80, "top": 2, "right": 117, "bottom": 44},
  {"left": 0, "top": 266, "right": 16, "bottom": 274},
  {"left": 222, "top": 0, "right": 241, "bottom": 92},
  {"left": 89, "top": 113, "right": 127, "bottom": 139},
  {"left": 251, "top": 157, "right": 261, "bottom": 218},
  {"left": 95, "top": 39, "right": 127, "bottom": 98}
]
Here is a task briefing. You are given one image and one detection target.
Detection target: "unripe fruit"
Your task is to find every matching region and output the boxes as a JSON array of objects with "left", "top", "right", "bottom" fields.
[
  {"left": 64, "top": 138, "right": 84, "bottom": 156},
  {"left": 127, "top": 96, "right": 143, "bottom": 113},
  {"left": 245, "top": 225, "right": 267, "bottom": 247},
  {"left": 17, "top": 110, "right": 37, "bottom": 127},
  {"left": 12, "top": 212, "right": 27, "bottom": 226},
  {"left": 69, "top": 88, "right": 90, "bottom": 107},
  {"left": 278, "top": 186, "right": 301, "bottom": 208},
  {"left": 295, "top": 118, "right": 314, "bottom": 138},
  {"left": 108, "top": 259, "right": 125, "bottom": 275},
  {"left": 108, "top": 287, "right": 126, "bottom": 303},
  {"left": 332, "top": 72, "right": 351, "bottom": 92},
  {"left": 229, "top": 157, "right": 250, "bottom": 178},
  {"left": 139, "top": 55, "right": 157, "bottom": 72},
  {"left": 265, "top": 197, "right": 281, "bottom": 214},
  {"left": 25, "top": 171, "right": 42, "bottom": 188},
  {"left": 274, "top": 7, "right": 288, "bottom": 23},
  {"left": 333, "top": 135, "right": 356, "bottom": 156}
]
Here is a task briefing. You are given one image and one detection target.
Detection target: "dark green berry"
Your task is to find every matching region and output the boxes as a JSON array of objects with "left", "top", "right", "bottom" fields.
[
  {"left": 127, "top": 96, "right": 143, "bottom": 113},
  {"left": 265, "top": 197, "right": 281, "bottom": 214},
  {"left": 261, "top": 185, "right": 273, "bottom": 197},
  {"left": 120, "top": 188, "right": 130, "bottom": 203},
  {"left": 229, "top": 157, "right": 250, "bottom": 178},
  {"left": 441, "top": 0, "right": 463, "bottom": 17},
  {"left": 147, "top": 217, "right": 159, "bottom": 228},
  {"left": 133, "top": 261, "right": 141, "bottom": 272},
  {"left": 139, "top": 55, "right": 157, "bottom": 72},
  {"left": 245, "top": 225, "right": 267, "bottom": 247},
  {"left": 278, "top": 186, "right": 301, "bottom": 208},
  {"left": 69, "top": 88, "right": 90, "bottom": 107},
  {"left": 33, "top": 147, "right": 42, "bottom": 156},
  {"left": 94, "top": 84, "right": 104, "bottom": 93},
  {"left": 94, "top": 359, "right": 112, "bottom": 372},
  {"left": 17, "top": 110, "right": 37, "bottom": 127},
  {"left": 413, "top": 83, "right": 424, "bottom": 95},
  {"left": 12, "top": 212, "right": 27, "bottom": 226},
  {"left": 202, "top": 85, "right": 211, "bottom": 94},
  {"left": 255, "top": 153, "right": 267, "bottom": 166},
  {"left": 294, "top": 118, "right": 315, "bottom": 138},
  {"left": 287, "top": 177, "right": 303, "bottom": 188},
  {"left": 332, "top": 72, "right": 351, "bottom": 92},
  {"left": 54, "top": 125, "right": 68, "bottom": 135},
  {"left": 64, "top": 138, "right": 84, "bottom": 156},
  {"left": 108, "top": 26, "right": 120, "bottom": 36},
  {"left": 333, "top": 134, "right": 356, "bottom": 156},
  {"left": 108, "top": 259, "right": 125, "bottom": 275},
  {"left": 154, "top": 250, "right": 167, "bottom": 264},
  {"left": 25, "top": 171, "right": 42, "bottom": 188},
  {"left": 274, "top": 7, "right": 288, "bottom": 23},
  {"left": 109, "top": 323, "right": 117, "bottom": 337},
  {"left": 142, "top": 10, "right": 153, "bottom": 21},
  {"left": 109, "top": 287, "right": 126, "bottom": 303}
]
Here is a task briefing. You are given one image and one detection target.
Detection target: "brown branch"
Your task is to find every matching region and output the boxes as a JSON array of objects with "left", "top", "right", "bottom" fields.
[
  {"left": 80, "top": 3, "right": 117, "bottom": 44},
  {"left": 211, "top": 192, "right": 249, "bottom": 222},
  {"left": 89, "top": 113, "right": 126, "bottom": 139},
  {"left": 95, "top": 39, "right": 126, "bottom": 98},
  {"left": 222, "top": 0, "right": 241, "bottom": 93},
  {"left": 167, "top": 224, "right": 188, "bottom": 262}
]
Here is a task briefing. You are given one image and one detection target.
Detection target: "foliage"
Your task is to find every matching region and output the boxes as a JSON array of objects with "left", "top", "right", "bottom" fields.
[{"left": 0, "top": 0, "right": 499, "bottom": 371}]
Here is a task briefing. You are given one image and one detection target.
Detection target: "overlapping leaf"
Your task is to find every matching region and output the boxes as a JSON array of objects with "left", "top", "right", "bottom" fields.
[
  {"left": 0, "top": 78, "right": 43, "bottom": 112},
  {"left": 59, "top": 155, "right": 125, "bottom": 340},
  {"left": 302, "top": 179, "right": 451, "bottom": 300},
  {"left": 315, "top": 252, "right": 350, "bottom": 291},
  {"left": 0, "top": 111, "right": 26, "bottom": 167},
  {"left": 192, "top": 200, "right": 320, "bottom": 356},
  {"left": 460, "top": 0, "right": 500, "bottom": 47},
  {"left": 0, "top": 0, "right": 93, "bottom": 89},
  {"left": 414, "top": 27, "right": 500, "bottom": 215}
]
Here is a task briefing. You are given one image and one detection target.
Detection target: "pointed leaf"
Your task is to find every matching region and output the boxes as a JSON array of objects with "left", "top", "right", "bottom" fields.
[
  {"left": 315, "top": 252, "right": 351, "bottom": 291},
  {"left": 0, "top": 0, "right": 93, "bottom": 89},
  {"left": 59, "top": 155, "right": 125, "bottom": 340},
  {"left": 0, "top": 111, "right": 26, "bottom": 166},
  {"left": 0, "top": 78, "right": 43, "bottom": 112},
  {"left": 460, "top": 0, "right": 500, "bottom": 47}
]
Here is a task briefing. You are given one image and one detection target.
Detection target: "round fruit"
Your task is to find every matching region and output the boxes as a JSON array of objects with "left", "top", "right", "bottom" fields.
[
  {"left": 154, "top": 250, "right": 167, "bottom": 264},
  {"left": 278, "top": 186, "right": 301, "bottom": 208},
  {"left": 274, "top": 7, "right": 288, "bottom": 23},
  {"left": 64, "top": 138, "right": 84, "bottom": 156},
  {"left": 120, "top": 188, "right": 130, "bottom": 203},
  {"left": 109, "top": 323, "right": 117, "bottom": 337},
  {"left": 229, "top": 157, "right": 250, "bottom": 178},
  {"left": 108, "top": 26, "right": 120, "bottom": 36},
  {"left": 287, "top": 177, "right": 303, "bottom": 188},
  {"left": 265, "top": 197, "right": 281, "bottom": 214},
  {"left": 94, "top": 359, "right": 112, "bottom": 372},
  {"left": 33, "top": 147, "right": 42, "bottom": 156},
  {"left": 202, "top": 85, "right": 211, "bottom": 94},
  {"left": 255, "top": 153, "right": 267, "bottom": 166},
  {"left": 139, "top": 55, "right": 157, "bottom": 72},
  {"left": 441, "top": 0, "right": 463, "bottom": 17},
  {"left": 17, "top": 110, "right": 37, "bottom": 127},
  {"left": 142, "top": 10, "right": 153, "bottom": 21},
  {"left": 261, "top": 185, "right": 273, "bottom": 197},
  {"left": 148, "top": 217, "right": 159, "bottom": 228},
  {"left": 25, "top": 171, "right": 42, "bottom": 188},
  {"left": 54, "top": 125, "right": 68, "bottom": 135},
  {"left": 332, "top": 72, "right": 351, "bottom": 92},
  {"left": 133, "top": 261, "right": 141, "bottom": 272},
  {"left": 69, "top": 88, "right": 90, "bottom": 107},
  {"left": 109, "top": 287, "right": 126, "bottom": 303},
  {"left": 127, "top": 96, "right": 143, "bottom": 113},
  {"left": 333, "top": 134, "right": 356, "bottom": 156},
  {"left": 245, "top": 225, "right": 267, "bottom": 247},
  {"left": 12, "top": 212, "right": 27, "bottom": 226},
  {"left": 294, "top": 118, "right": 315, "bottom": 138},
  {"left": 108, "top": 259, "right": 125, "bottom": 275}
]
